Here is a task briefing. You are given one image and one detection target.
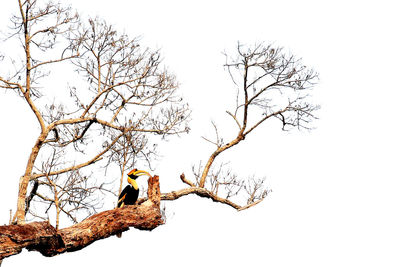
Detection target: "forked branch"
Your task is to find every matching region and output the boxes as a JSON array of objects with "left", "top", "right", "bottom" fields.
[{"left": 193, "top": 42, "right": 317, "bottom": 208}]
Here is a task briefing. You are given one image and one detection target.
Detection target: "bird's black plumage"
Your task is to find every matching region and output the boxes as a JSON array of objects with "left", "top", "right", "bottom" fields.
[
  {"left": 117, "top": 184, "right": 139, "bottom": 207},
  {"left": 116, "top": 169, "right": 151, "bottom": 238},
  {"left": 117, "top": 169, "right": 151, "bottom": 208}
]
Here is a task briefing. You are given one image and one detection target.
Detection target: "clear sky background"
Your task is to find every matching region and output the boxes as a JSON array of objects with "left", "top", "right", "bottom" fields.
[{"left": 1, "top": 0, "right": 399, "bottom": 266}]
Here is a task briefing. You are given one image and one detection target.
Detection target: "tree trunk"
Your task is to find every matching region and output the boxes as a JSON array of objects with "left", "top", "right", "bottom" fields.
[
  {"left": 1, "top": 176, "right": 162, "bottom": 260},
  {"left": 15, "top": 132, "right": 49, "bottom": 224}
]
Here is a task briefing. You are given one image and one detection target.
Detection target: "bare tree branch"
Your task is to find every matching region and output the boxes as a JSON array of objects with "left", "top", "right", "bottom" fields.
[
  {"left": 157, "top": 42, "right": 317, "bottom": 211},
  {"left": 1, "top": 1, "right": 189, "bottom": 225},
  {"left": 0, "top": 176, "right": 162, "bottom": 261},
  {"left": 1, "top": 1, "right": 318, "bottom": 263}
]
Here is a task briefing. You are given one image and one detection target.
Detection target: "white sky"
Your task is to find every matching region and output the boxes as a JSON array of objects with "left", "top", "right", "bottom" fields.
[{"left": 1, "top": 0, "right": 400, "bottom": 266}]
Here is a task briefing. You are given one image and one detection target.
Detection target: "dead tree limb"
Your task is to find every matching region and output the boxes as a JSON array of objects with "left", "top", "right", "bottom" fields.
[{"left": 0, "top": 176, "right": 162, "bottom": 260}]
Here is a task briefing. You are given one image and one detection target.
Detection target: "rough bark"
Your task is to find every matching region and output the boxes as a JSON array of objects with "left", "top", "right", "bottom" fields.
[
  {"left": 0, "top": 176, "right": 162, "bottom": 260},
  {"left": 147, "top": 175, "right": 160, "bottom": 207}
]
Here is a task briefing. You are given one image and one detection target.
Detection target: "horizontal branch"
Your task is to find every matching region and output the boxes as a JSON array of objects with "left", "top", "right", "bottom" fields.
[
  {"left": 30, "top": 53, "right": 80, "bottom": 70},
  {"left": 0, "top": 176, "right": 162, "bottom": 260},
  {"left": 161, "top": 187, "right": 240, "bottom": 210},
  {"left": 32, "top": 156, "right": 103, "bottom": 180},
  {"left": 50, "top": 117, "right": 175, "bottom": 135},
  {"left": 0, "top": 77, "right": 25, "bottom": 92},
  {"left": 160, "top": 186, "right": 264, "bottom": 211},
  {"left": 0, "top": 202, "right": 162, "bottom": 260},
  {"left": 51, "top": 117, "right": 122, "bottom": 131}
]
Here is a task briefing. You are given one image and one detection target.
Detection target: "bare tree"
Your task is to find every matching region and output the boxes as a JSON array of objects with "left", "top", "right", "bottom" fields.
[
  {"left": 156, "top": 43, "right": 318, "bottom": 210},
  {"left": 0, "top": 0, "right": 318, "bottom": 263},
  {"left": 0, "top": 0, "right": 189, "bottom": 226}
]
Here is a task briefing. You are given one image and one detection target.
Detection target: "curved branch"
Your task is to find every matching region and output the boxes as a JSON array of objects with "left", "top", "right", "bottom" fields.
[
  {"left": 179, "top": 173, "right": 195, "bottom": 187},
  {"left": 198, "top": 131, "right": 245, "bottom": 188},
  {"left": 161, "top": 187, "right": 241, "bottom": 210},
  {"left": 243, "top": 106, "right": 290, "bottom": 136}
]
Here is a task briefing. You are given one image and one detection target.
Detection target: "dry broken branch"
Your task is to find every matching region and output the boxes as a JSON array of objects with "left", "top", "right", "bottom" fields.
[{"left": 0, "top": 175, "right": 162, "bottom": 261}]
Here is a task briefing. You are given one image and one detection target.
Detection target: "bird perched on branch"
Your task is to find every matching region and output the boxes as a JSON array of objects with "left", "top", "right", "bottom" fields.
[
  {"left": 117, "top": 168, "right": 151, "bottom": 208},
  {"left": 116, "top": 168, "right": 151, "bottom": 238}
]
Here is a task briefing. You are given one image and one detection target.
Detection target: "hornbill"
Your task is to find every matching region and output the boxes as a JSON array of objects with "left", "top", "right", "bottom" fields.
[
  {"left": 116, "top": 168, "right": 151, "bottom": 238},
  {"left": 117, "top": 168, "right": 151, "bottom": 208}
]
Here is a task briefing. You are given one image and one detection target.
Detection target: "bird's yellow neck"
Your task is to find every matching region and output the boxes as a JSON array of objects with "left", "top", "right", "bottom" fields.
[{"left": 127, "top": 176, "right": 139, "bottom": 190}]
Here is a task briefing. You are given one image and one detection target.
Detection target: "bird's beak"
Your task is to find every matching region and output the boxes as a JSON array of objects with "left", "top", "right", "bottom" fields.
[
  {"left": 132, "top": 169, "right": 151, "bottom": 177},
  {"left": 127, "top": 169, "right": 151, "bottom": 189}
]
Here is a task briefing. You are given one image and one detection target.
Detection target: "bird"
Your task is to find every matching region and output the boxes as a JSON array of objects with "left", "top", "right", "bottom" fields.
[
  {"left": 117, "top": 168, "right": 151, "bottom": 208},
  {"left": 116, "top": 168, "right": 151, "bottom": 238}
]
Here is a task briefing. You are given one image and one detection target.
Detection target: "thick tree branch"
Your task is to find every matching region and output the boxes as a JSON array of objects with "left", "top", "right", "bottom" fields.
[
  {"left": 0, "top": 176, "right": 162, "bottom": 260},
  {"left": 0, "top": 202, "right": 162, "bottom": 260}
]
